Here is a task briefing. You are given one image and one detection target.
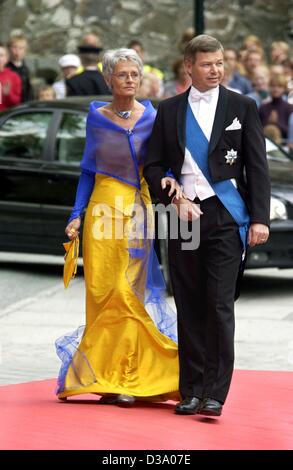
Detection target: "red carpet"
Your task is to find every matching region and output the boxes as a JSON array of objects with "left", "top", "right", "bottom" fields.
[{"left": 0, "top": 370, "right": 292, "bottom": 450}]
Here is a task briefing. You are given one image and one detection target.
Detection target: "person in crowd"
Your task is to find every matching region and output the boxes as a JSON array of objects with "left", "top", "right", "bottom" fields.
[
  {"left": 137, "top": 74, "right": 152, "bottom": 98},
  {"left": 56, "top": 48, "right": 181, "bottom": 405},
  {"left": 82, "top": 32, "right": 103, "bottom": 49},
  {"left": 221, "top": 63, "right": 242, "bottom": 93},
  {"left": 282, "top": 59, "right": 293, "bottom": 98},
  {"left": 247, "top": 65, "right": 270, "bottom": 107},
  {"left": 259, "top": 74, "right": 293, "bottom": 143},
  {"left": 127, "top": 39, "right": 164, "bottom": 81},
  {"left": 163, "top": 58, "right": 191, "bottom": 98},
  {"left": 128, "top": 40, "right": 165, "bottom": 97},
  {"left": 177, "top": 27, "right": 196, "bottom": 54},
  {"left": 241, "top": 34, "right": 263, "bottom": 52},
  {"left": 37, "top": 84, "right": 56, "bottom": 101},
  {"left": 270, "top": 64, "right": 285, "bottom": 77},
  {"left": 237, "top": 45, "right": 249, "bottom": 70},
  {"left": 223, "top": 47, "right": 252, "bottom": 94},
  {"left": 66, "top": 44, "right": 109, "bottom": 96},
  {"left": 77, "top": 32, "right": 104, "bottom": 73},
  {"left": 144, "top": 35, "right": 270, "bottom": 417},
  {"left": 7, "top": 35, "right": 33, "bottom": 102},
  {"left": 270, "top": 41, "right": 290, "bottom": 65},
  {"left": 53, "top": 54, "right": 81, "bottom": 99},
  {"left": 243, "top": 48, "right": 265, "bottom": 85},
  {"left": 0, "top": 43, "right": 22, "bottom": 111},
  {"left": 147, "top": 70, "right": 165, "bottom": 98}
]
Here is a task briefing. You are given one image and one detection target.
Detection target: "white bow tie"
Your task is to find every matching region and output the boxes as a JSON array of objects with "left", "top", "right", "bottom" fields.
[{"left": 190, "top": 89, "right": 213, "bottom": 103}]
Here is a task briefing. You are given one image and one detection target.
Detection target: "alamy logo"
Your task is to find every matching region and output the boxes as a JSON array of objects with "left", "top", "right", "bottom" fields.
[{"left": 90, "top": 197, "right": 201, "bottom": 251}]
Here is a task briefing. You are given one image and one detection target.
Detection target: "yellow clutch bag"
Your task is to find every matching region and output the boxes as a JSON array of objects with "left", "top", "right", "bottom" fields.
[{"left": 63, "top": 237, "right": 79, "bottom": 288}]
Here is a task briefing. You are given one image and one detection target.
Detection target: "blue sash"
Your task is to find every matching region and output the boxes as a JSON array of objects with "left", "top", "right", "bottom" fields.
[{"left": 186, "top": 104, "right": 250, "bottom": 251}]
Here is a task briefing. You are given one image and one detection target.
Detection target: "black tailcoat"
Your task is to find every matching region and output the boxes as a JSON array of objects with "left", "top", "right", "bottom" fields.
[{"left": 144, "top": 85, "right": 271, "bottom": 402}]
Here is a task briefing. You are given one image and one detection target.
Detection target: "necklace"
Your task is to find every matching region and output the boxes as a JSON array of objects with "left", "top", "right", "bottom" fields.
[{"left": 112, "top": 106, "right": 133, "bottom": 119}]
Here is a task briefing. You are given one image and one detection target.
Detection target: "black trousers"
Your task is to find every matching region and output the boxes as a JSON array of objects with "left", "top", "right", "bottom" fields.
[{"left": 168, "top": 196, "right": 242, "bottom": 403}]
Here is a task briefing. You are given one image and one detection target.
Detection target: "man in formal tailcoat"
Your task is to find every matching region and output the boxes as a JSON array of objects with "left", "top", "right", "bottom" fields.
[{"left": 144, "top": 35, "right": 270, "bottom": 416}]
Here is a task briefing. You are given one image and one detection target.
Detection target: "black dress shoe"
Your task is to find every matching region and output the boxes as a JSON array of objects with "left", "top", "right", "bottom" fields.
[
  {"left": 175, "top": 397, "right": 201, "bottom": 415},
  {"left": 199, "top": 398, "right": 222, "bottom": 416}
]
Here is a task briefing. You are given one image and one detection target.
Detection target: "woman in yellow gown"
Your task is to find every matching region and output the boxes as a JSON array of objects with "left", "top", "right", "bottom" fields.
[{"left": 56, "top": 48, "right": 180, "bottom": 405}]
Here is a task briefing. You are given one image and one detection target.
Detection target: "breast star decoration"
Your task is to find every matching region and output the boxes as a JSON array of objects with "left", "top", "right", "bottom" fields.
[{"left": 224, "top": 148, "right": 238, "bottom": 165}]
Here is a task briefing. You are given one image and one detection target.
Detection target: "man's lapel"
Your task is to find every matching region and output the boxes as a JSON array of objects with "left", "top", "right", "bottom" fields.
[
  {"left": 176, "top": 88, "right": 190, "bottom": 156},
  {"left": 208, "top": 85, "right": 229, "bottom": 156}
]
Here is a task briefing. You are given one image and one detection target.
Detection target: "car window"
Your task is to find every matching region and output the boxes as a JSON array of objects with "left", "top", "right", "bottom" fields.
[
  {"left": 266, "top": 138, "right": 290, "bottom": 162},
  {"left": 0, "top": 112, "right": 51, "bottom": 160},
  {"left": 56, "top": 112, "right": 86, "bottom": 164}
]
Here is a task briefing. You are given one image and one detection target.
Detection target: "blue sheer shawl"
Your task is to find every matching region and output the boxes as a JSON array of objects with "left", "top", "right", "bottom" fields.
[
  {"left": 68, "top": 99, "right": 157, "bottom": 221},
  {"left": 80, "top": 100, "right": 155, "bottom": 188}
]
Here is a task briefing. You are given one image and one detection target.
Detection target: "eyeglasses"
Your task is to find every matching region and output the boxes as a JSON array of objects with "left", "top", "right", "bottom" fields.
[{"left": 112, "top": 72, "right": 141, "bottom": 81}]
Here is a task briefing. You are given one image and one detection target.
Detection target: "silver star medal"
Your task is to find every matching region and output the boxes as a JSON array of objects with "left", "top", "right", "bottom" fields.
[{"left": 224, "top": 148, "right": 238, "bottom": 165}]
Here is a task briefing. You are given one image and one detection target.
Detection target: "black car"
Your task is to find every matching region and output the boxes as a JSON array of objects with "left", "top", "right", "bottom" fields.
[
  {"left": 0, "top": 98, "right": 292, "bottom": 276},
  {"left": 246, "top": 138, "right": 293, "bottom": 269},
  {"left": 0, "top": 98, "right": 89, "bottom": 255}
]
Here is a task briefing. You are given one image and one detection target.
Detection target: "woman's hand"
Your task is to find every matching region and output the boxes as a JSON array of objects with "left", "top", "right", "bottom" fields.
[
  {"left": 161, "top": 177, "right": 185, "bottom": 200},
  {"left": 65, "top": 217, "right": 81, "bottom": 240}
]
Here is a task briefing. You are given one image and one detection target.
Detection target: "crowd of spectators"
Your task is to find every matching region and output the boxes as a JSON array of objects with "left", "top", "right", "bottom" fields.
[{"left": 0, "top": 30, "right": 292, "bottom": 150}]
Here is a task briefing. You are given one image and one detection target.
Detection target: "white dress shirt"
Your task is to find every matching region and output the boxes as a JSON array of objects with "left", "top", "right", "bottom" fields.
[
  {"left": 180, "top": 86, "right": 237, "bottom": 201},
  {"left": 181, "top": 86, "right": 219, "bottom": 201}
]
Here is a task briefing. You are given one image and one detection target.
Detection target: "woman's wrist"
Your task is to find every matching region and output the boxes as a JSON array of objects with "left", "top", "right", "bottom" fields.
[{"left": 68, "top": 213, "right": 82, "bottom": 224}]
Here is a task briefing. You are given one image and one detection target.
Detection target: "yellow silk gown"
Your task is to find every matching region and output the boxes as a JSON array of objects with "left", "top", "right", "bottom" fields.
[{"left": 57, "top": 172, "right": 179, "bottom": 400}]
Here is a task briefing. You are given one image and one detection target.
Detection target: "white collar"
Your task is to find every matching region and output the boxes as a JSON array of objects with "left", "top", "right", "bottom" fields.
[
  {"left": 190, "top": 85, "right": 219, "bottom": 95},
  {"left": 188, "top": 85, "right": 219, "bottom": 104}
]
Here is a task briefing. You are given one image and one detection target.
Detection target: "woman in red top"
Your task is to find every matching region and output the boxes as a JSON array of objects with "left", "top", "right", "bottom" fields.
[{"left": 0, "top": 44, "right": 22, "bottom": 111}]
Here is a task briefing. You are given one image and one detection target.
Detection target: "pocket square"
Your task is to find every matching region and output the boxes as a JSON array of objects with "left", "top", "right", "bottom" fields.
[{"left": 225, "top": 117, "right": 242, "bottom": 131}]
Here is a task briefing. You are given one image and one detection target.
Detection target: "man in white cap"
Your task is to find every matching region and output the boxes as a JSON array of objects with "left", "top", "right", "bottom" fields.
[{"left": 52, "top": 54, "right": 81, "bottom": 99}]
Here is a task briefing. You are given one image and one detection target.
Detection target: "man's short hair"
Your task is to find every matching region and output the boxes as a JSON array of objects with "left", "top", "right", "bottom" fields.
[
  {"left": 8, "top": 35, "right": 28, "bottom": 47},
  {"left": 184, "top": 34, "right": 224, "bottom": 63}
]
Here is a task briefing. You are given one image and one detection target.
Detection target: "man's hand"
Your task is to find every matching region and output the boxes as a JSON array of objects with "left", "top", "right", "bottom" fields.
[
  {"left": 172, "top": 197, "right": 203, "bottom": 221},
  {"left": 248, "top": 223, "right": 269, "bottom": 247}
]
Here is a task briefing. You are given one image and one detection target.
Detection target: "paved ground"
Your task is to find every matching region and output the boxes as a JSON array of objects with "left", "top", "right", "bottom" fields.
[{"left": 0, "top": 254, "right": 292, "bottom": 385}]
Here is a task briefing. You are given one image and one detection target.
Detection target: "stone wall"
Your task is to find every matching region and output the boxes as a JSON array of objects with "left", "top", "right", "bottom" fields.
[{"left": 1, "top": 0, "right": 291, "bottom": 74}]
